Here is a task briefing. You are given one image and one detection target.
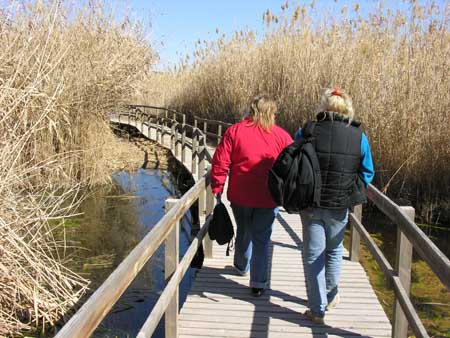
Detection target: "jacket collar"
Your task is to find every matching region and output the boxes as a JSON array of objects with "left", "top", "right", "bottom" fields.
[{"left": 316, "top": 111, "right": 361, "bottom": 128}]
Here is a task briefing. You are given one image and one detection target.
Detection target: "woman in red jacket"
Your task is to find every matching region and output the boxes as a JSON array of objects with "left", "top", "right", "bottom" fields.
[{"left": 211, "top": 95, "right": 292, "bottom": 296}]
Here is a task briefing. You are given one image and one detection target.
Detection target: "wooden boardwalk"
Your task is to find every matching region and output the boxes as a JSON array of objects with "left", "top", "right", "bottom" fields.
[
  {"left": 110, "top": 114, "right": 392, "bottom": 338},
  {"left": 179, "top": 207, "right": 391, "bottom": 338}
]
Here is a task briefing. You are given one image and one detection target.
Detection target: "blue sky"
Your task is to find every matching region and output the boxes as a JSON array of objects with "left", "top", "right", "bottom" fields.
[{"left": 123, "top": 0, "right": 447, "bottom": 70}]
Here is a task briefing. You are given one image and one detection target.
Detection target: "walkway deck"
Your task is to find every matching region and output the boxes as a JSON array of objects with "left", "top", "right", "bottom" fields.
[
  {"left": 179, "top": 209, "right": 391, "bottom": 338},
  {"left": 110, "top": 115, "right": 392, "bottom": 338}
]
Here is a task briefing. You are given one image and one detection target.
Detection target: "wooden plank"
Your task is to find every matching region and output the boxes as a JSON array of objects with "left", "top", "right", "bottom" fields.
[
  {"left": 179, "top": 335, "right": 389, "bottom": 338},
  {"left": 204, "top": 165, "right": 214, "bottom": 258},
  {"left": 178, "top": 321, "right": 391, "bottom": 334},
  {"left": 178, "top": 327, "right": 391, "bottom": 338},
  {"left": 186, "top": 297, "right": 382, "bottom": 306},
  {"left": 136, "top": 216, "right": 212, "bottom": 337},
  {"left": 350, "top": 205, "right": 362, "bottom": 261},
  {"left": 179, "top": 314, "right": 391, "bottom": 328},
  {"left": 164, "top": 199, "right": 179, "bottom": 338},
  {"left": 393, "top": 206, "right": 414, "bottom": 338}
]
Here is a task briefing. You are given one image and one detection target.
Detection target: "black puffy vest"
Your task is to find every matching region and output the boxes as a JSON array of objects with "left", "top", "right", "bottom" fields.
[{"left": 312, "top": 112, "right": 367, "bottom": 209}]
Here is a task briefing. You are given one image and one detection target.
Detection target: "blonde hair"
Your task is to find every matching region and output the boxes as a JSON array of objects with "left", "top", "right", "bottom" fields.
[
  {"left": 248, "top": 95, "right": 277, "bottom": 131},
  {"left": 318, "top": 88, "right": 355, "bottom": 122}
]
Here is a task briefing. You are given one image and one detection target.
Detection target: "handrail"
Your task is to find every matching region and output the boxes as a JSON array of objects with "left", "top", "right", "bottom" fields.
[
  {"left": 367, "top": 184, "right": 450, "bottom": 289},
  {"left": 56, "top": 107, "right": 215, "bottom": 338},
  {"left": 349, "top": 213, "right": 428, "bottom": 338},
  {"left": 127, "top": 104, "right": 184, "bottom": 118},
  {"left": 55, "top": 175, "right": 210, "bottom": 338},
  {"left": 194, "top": 115, "right": 233, "bottom": 127},
  {"left": 137, "top": 214, "right": 212, "bottom": 337},
  {"left": 348, "top": 184, "right": 450, "bottom": 338},
  {"left": 58, "top": 105, "right": 449, "bottom": 338}
]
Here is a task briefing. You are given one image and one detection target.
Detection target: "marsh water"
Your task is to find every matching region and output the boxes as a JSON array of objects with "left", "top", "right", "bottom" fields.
[{"left": 60, "top": 168, "right": 194, "bottom": 338}]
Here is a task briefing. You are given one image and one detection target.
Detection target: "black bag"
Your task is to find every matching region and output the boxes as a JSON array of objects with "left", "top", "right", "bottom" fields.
[
  {"left": 190, "top": 241, "right": 205, "bottom": 269},
  {"left": 268, "top": 122, "right": 322, "bottom": 213},
  {"left": 189, "top": 202, "right": 204, "bottom": 269},
  {"left": 208, "top": 201, "right": 234, "bottom": 255}
]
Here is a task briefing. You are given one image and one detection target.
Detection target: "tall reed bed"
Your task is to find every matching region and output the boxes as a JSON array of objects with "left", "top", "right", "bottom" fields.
[
  {"left": 165, "top": 1, "right": 450, "bottom": 222},
  {"left": 0, "top": 0, "right": 155, "bottom": 335}
]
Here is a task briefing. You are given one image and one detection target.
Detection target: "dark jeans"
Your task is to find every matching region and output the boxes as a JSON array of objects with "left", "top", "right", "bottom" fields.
[{"left": 231, "top": 203, "right": 278, "bottom": 289}]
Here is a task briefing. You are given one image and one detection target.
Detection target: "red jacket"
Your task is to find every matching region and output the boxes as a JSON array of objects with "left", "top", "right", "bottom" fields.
[{"left": 211, "top": 118, "right": 293, "bottom": 208}]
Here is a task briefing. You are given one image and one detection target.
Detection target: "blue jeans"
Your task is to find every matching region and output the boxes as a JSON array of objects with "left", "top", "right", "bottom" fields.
[
  {"left": 300, "top": 207, "right": 349, "bottom": 317},
  {"left": 231, "top": 204, "right": 278, "bottom": 289}
]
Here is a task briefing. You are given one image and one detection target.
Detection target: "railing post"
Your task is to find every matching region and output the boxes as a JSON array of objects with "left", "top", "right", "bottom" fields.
[
  {"left": 147, "top": 115, "right": 151, "bottom": 139},
  {"left": 156, "top": 110, "right": 160, "bottom": 142},
  {"left": 164, "top": 198, "right": 179, "bottom": 338},
  {"left": 217, "top": 124, "right": 222, "bottom": 146},
  {"left": 159, "top": 111, "right": 163, "bottom": 145},
  {"left": 181, "top": 114, "right": 186, "bottom": 164},
  {"left": 198, "top": 136, "right": 206, "bottom": 215},
  {"left": 393, "top": 206, "right": 415, "bottom": 338},
  {"left": 170, "top": 121, "right": 175, "bottom": 152},
  {"left": 173, "top": 113, "right": 179, "bottom": 159},
  {"left": 350, "top": 204, "right": 362, "bottom": 262},
  {"left": 204, "top": 163, "right": 214, "bottom": 258},
  {"left": 174, "top": 124, "right": 179, "bottom": 159},
  {"left": 191, "top": 129, "right": 197, "bottom": 175},
  {"left": 163, "top": 110, "right": 168, "bottom": 146}
]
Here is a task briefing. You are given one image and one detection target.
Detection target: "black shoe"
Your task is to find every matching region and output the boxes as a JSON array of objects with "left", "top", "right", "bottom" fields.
[{"left": 251, "top": 288, "right": 264, "bottom": 297}]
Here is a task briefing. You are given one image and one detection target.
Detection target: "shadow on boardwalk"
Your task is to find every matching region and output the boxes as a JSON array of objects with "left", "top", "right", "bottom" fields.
[{"left": 187, "top": 212, "right": 372, "bottom": 338}]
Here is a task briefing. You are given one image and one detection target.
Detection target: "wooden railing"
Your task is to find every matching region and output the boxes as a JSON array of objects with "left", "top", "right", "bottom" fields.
[
  {"left": 349, "top": 188, "right": 450, "bottom": 338},
  {"left": 56, "top": 105, "right": 449, "bottom": 338},
  {"left": 55, "top": 105, "right": 232, "bottom": 338}
]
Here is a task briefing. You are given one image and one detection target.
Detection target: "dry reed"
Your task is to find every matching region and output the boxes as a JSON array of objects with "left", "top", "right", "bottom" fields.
[
  {"left": 0, "top": 0, "right": 155, "bottom": 335},
  {"left": 157, "top": 1, "right": 450, "bottom": 222}
]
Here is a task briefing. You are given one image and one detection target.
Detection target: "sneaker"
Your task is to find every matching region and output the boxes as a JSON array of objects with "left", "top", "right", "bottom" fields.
[
  {"left": 251, "top": 288, "right": 264, "bottom": 297},
  {"left": 232, "top": 265, "right": 248, "bottom": 276},
  {"left": 304, "top": 310, "right": 325, "bottom": 324},
  {"left": 326, "top": 293, "right": 340, "bottom": 311}
]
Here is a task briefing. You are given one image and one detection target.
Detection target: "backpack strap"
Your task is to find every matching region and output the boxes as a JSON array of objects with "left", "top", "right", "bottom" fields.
[
  {"left": 302, "top": 121, "right": 316, "bottom": 139},
  {"left": 302, "top": 142, "right": 322, "bottom": 207},
  {"left": 226, "top": 236, "right": 234, "bottom": 256}
]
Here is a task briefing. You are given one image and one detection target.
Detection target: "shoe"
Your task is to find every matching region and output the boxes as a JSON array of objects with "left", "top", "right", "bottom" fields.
[
  {"left": 251, "top": 288, "right": 264, "bottom": 297},
  {"left": 232, "top": 265, "right": 249, "bottom": 276},
  {"left": 304, "top": 310, "right": 325, "bottom": 324},
  {"left": 326, "top": 293, "right": 340, "bottom": 311}
]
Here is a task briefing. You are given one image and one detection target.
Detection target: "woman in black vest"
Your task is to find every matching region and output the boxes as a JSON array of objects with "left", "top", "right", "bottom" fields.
[{"left": 295, "top": 88, "right": 374, "bottom": 324}]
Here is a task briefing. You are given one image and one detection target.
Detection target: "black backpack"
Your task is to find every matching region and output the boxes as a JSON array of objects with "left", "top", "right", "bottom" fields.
[
  {"left": 268, "top": 122, "right": 322, "bottom": 213},
  {"left": 208, "top": 201, "right": 234, "bottom": 255}
]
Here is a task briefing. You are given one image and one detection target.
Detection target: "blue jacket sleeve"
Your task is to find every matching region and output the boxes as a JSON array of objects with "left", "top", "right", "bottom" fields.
[
  {"left": 360, "top": 133, "right": 374, "bottom": 187},
  {"left": 294, "top": 129, "right": 302, "bottom": 142}
]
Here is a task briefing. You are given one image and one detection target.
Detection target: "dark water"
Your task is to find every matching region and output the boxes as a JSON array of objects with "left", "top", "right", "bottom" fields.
[{"left": 61, "top": 169, "right": 194, "bottom": 338}]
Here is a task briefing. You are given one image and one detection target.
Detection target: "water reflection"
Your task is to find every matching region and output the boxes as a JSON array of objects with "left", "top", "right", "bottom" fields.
[{"left": 66, "top": 169, "right": 192, "bottom": 338}]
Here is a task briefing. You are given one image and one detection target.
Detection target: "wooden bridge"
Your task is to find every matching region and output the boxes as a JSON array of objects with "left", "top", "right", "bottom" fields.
[{"left": 55, "top": 105, "right": 450, "bottom": 338}]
